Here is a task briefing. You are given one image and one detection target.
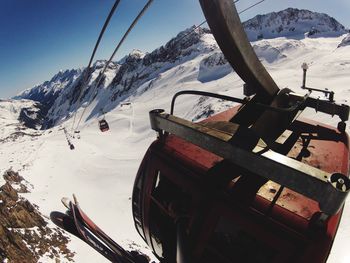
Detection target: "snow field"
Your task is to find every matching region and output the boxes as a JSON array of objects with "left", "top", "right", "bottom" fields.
[{"left": 1, "top": 34, "right": 350, "bottom": 262}]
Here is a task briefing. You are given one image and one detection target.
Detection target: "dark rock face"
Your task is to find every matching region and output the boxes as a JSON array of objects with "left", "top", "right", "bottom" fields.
[
  {"left": 0, "top": 170, "right": 74, "bottom": 262},
  {"left": 142, "top": 26, "right": 211, "bottom": 66},
  {"left": 108, "top": 27, "right": 212, "bottom": 104},
  {"left": 14, "top": 69, "right": 82, "bottom": 109},
  {"left": 14, "top": 69, "right": 82, "bottom": 129},
  {"left": 18, "top": 102, "right": 46, "bottom": 130},
  {"left": 13, "top": 25, "right": 213, "bottom": 128}
]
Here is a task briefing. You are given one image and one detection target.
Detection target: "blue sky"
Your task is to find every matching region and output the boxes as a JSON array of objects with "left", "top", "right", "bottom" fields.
[{"left": 0, "top": 0, "right": 349, "bottom": 99}]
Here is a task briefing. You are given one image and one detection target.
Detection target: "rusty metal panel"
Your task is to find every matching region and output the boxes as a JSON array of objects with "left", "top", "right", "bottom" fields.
[{"left": 149, "top": 110, "right": 350, "bottom": 215}]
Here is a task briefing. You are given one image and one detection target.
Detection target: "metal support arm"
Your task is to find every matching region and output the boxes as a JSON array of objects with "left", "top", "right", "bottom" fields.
[{"left": 149, "top": 110, "right": 350, "bottom": 215}]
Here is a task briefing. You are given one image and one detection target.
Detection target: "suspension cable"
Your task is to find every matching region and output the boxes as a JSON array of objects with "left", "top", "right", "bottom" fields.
[
  {"left": 176, "top": 0, "right": 240, "bottom": 45},
  {"left": 70, "top": 0, "right": 122, "bottom": 133},
  {"left": 178, "top": 0, "right": 266, "bottom": 46},
  {"left": 74, "top": 0, "right": 264, "bottom": 131},
  {"left": 74, "top": 0, "right": 154, "bottom": 131},
  {"left": 239, "top": 0, "right": 266, "bottom": 14}
]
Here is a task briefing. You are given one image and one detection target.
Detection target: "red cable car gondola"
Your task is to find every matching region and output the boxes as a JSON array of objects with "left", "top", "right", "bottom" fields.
[{"left": 99, "top": 119, "right": 109, "bottom": 132}]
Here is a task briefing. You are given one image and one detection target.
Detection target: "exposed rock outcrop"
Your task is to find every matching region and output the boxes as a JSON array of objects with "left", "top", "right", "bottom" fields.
[{"left": 0, "top": 170, "right": 74, "bottom": 262}]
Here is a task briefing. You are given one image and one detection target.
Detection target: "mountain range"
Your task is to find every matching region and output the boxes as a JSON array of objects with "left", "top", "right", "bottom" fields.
[
  {"left": 13, "top": 8, "right": 349, "bottom": 130},
  {"left": 2, "top": 6, "right": 350, "bottom": 263}
]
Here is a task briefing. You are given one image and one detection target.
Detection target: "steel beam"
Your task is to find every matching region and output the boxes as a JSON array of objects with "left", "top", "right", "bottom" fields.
[{"left": 149, "top": 110, "right": 350, "bottom": 215}]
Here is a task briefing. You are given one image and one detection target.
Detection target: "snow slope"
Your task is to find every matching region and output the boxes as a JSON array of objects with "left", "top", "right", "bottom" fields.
[
  {"left": 3, "top": 12, "right": 350, "bottom": 263},
  {"left": 2, "top": 34, "right": 350, "bottom": 262}
]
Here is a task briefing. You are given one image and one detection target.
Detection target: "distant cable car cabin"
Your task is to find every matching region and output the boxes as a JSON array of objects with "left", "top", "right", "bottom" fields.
[{"left": 99, "top": 119, "right": 109, "bottom": 132}]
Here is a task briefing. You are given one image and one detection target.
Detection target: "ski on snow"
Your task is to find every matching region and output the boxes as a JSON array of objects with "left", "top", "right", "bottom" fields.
[{"left": 50, "top": 195, "right": 149, "bottom": 263}]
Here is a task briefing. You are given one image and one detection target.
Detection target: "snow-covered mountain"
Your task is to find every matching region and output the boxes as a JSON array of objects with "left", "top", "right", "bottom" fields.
[
  {"left": 0, "top": 99, "right": 45, "bottom": 132},
  {"left": 5, "top": 7, "right": 350, "bottom": 262},
  {"left": 14, "top": 69, "right": 82, "bottom": 115},
  {"left": 0, "top": 100, "right": 73, "bottom": 262},
  {"left": 16, "top": 26, "right": 214, "bottom": 129},
  {"left": 15, "top": 8, "right": 348, "bottom": 131},
  {"left": 244, "top": 8, "right": 347, "bottom": 41}
]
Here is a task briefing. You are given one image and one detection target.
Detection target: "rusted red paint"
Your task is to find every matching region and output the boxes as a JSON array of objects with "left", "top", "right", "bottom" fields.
[{"left": 136, "top": 106, "right": 349, "bottom": 262}]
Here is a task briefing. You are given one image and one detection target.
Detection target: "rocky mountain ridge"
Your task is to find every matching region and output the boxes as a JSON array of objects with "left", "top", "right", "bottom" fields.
[
  {"left": 0, "top": 170, "right": 73, "bottom": 262},
  {"left": 18, "top": 26, "right": 213, "bottom": 128},
  {"left": 14, "top": 69, "right": 82, "bottom": 114},
  {"left": 244, "top": 8, "right": 347, "bottom": 41},
  {"left": 14, "top": 8, "right": 348, "bottom": 129}
]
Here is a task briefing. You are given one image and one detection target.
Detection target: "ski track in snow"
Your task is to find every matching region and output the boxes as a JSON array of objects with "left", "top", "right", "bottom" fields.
[{"left": 1, "top": 35, "right": 350, "bottom": 262}]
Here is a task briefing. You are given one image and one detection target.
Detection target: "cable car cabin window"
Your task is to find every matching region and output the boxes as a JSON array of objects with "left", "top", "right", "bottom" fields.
[
  {"left": 149, "top": 170, "right": 191, "bottom": 261},
  {"left": 204, "top": 216, "right": 276, "bottom": 263}
]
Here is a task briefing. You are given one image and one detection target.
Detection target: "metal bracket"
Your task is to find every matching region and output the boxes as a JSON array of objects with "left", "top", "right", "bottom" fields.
[
  {"left": 288, "top": 93, "right": 349, "bottom": 122},
  {"left": 149, "top": 109, "right": 350, "bottom": 215},
  {"left": 301, "top": 62, "right": 335, "bottom": 102}
]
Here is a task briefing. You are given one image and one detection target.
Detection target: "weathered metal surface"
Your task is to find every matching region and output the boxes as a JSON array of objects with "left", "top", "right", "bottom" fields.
[
  {"left": 162, "top": 107, "right": 349, "bottom": 220},
  {"left": 287, "top": 93, "right": 350, "bottom": 122},
  {"left": 149, "top": 109, "right": 350, "bottom": 215}
]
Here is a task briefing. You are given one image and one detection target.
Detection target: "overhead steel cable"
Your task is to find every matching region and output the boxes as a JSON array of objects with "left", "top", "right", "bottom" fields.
[
  {"left": 87, "top": 0, "right": 122, "bottom": 71},
  {"left": 176, "top": 0, "right": 240, "bottom": 45},
  {"left": 239, "top": 0, "right": 266, "bottom": 14},
  {"left": 74, "top": 0, "right": 154, "bottom": 131},
  {"left": 177, "top": 0, "right": 266, "bottom": 46},
  {"left": 70, "top": 0, "right": 122, "bottom": 133}
]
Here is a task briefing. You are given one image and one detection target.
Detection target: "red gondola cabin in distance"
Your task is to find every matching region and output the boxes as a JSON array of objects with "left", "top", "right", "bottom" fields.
[{"left": 99, "top": 119, "right": 109, "bottom": 132}]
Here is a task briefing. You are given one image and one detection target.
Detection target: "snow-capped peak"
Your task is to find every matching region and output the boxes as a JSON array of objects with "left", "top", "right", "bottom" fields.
[
  {"left": 118, "top": 49, "right": 146, "bottom": 65},
  {"left": 244, "top": 8, "right": 347, "bottom": 41},
  {"left": 129, "top": 49, "right": 145, "bottom": 59},
  {"left": 13, "top": 8, "right": 349, "bottom": 130},
  {"left": 14, "top": 68, "right": 82, "bottom": 106}
]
